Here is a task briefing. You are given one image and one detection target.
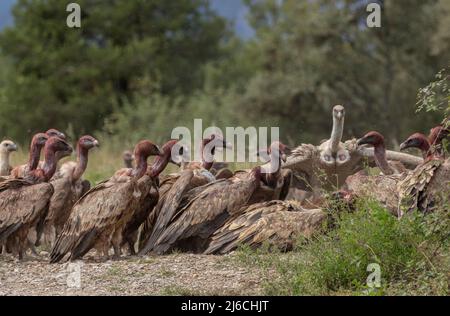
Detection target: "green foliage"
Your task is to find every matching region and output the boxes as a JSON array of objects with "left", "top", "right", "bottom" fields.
[
  {"left": 0, "top": 0, "right": 227, "bottom": 142},
  {"left": 237, "top": 199, "right": 449, "bottom": 296},
  {"left": 417, "top": 67, "right": 450, "bottom": 121}
]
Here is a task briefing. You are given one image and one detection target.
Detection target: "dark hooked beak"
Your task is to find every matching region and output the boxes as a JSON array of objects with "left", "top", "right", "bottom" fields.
[
  {"left": 357, "top": 137, "right": 370, "bottom": 147},
  {"left": 223, "top": 140, "right": 232, "bottom": 149},
  {"left": 10, "top": 144, "right": 18, "bottom": 152},
  {"left": 399, "top": 141, "right": 409, "bottom": 151},
  {"left": 93, "top": 140, "right": 100, "bottom": 148}
]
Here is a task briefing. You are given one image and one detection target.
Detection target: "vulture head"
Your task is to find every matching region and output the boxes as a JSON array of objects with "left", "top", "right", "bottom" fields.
[
  {"left": 32, "top": 133, "right": 49, "bottom": 148},
  {"left": 357, "top": 131, "right": 385, "bottom": 148},
  {"left": 201, "top": 134, "right": 232, "bottom": 170},
  {"left": 147, "top": 139, "right": 184, "bottom": 178},
  {"left": 400, "top": 133, "right": 431, "bottom": 159},
  {"left": 202, "top": 134, "right": 232, "bottom": 155},
  {"left": 78, "top": 135, "right": 100, "bottom": 151},
  {"left": 133, "top": 140, "right": 163, "bottom": 179},
  {"left": 332, "top": 105, "right": 345, "bottom": 122},
  {"left": 45, "top": 137, "right": 73, "bottom": 158},
  {"left": 122, "top": 150, "right": 134, "bottom": 168},
  {"left": 134, "top": 140, "right": 163, "bottom": 159},
  {"left": 46, "top": 128, "right": 66, "bottom": 140},
  {"left": 428, "top": 125, "right": 449, "bottom": 155},
  {"left": 258, "top": 141, "right": 289, "bottom": 164},
  {"left": 0, "top": 140, "right": 18, "bottom": 154}
]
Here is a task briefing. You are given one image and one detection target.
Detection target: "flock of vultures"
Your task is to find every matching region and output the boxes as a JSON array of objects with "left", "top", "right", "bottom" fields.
[{"left": 0, "top": 105, "right": 448, "bottom": 262}]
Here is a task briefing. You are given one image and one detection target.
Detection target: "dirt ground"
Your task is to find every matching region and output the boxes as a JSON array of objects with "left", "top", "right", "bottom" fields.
[{"left": 0, "top": 252, "right": 265, "bottom": 296}]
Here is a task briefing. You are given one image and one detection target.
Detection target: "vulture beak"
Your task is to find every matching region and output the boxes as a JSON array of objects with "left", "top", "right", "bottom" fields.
[
  {"left": 281, "top": 153, "right": 287, "bottom": 163},
  {"left": 357, "top": 137, "right": 370, "bottom": 147},
  {"left": 336, "top": 112, "right": 343, "bottom": 120},
  {"left": 93, "top": 140, "right": 100, "bottom": 147},
  {"left": 223, "top": 140, "right": 232, "bottom": 150},
  {"left": 9, "top": 144, "right": 18, "bottom": 152},
  {"left": 156, "top": 145, "right": 164, "bottom": 156},
  {"left": 399, "top": 141, "right": 409, "bottom": 151}
]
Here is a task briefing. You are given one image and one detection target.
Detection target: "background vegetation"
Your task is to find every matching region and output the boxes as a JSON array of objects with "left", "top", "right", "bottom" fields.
[{"left": 0, "top": 0, "right": 449, "bottom": 148}]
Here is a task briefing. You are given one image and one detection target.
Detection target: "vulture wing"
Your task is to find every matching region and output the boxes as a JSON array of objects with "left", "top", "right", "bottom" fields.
[
  {"left": 398, "top": 159, "right": 447, "bottom": 215},
  {"left": 50, "top": 179, "right": 137, "bottom": 262},
  {"left": 152, "top": 175, "right": 257, "bottom": 255},
  {"left": 205, "top": 201, "right": 326, "bottom": 254},
  {"left": 139, "top": 170, "right": 194, "bottom": 254},
  {"left": 0, "top": 180, "right": 54, "bottom": 242}
]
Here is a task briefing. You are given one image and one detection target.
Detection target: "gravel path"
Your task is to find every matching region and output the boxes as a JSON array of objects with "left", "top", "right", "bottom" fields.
[{"left": 0, "top": 253, "right": 265, "bottom": 296}]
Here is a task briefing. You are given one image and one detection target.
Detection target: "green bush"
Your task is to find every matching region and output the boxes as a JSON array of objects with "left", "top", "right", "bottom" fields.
[{"left": 238, "top": 199, "right": 449, "bottom": 296}]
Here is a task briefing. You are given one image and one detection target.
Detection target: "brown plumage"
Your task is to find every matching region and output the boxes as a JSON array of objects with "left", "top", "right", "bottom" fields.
[
  {"left": 120, "top": 140, "right": 177, "bottom": 255},
  {"left": 204, "top": 201, "right": 326, "bottom": 254},
  {"left": 398, "top": 133, "right": 450, "bottom": 216},
  {"left": 41, "top": 136, "right": 100, "bottom": 247},
  {"left": 428, "top": 124, "right": 449, "bottom": 158},
  {"left": 0, "top": 137, "right": 73, "bottom": 259},
  {"left": 342, "top": 131, "right": 407, "bottom": 216},
  {"left": 50, "top": 140, "right": 162, "bottom": 262},
  {"left": 10, "top": 133, "right": 49, "bottom": 179},
  {"left": 147, "top": 166, "right": 262, "bottom": 255},
  {"left": 138, "top": 135, "right": 230, "bottom": 254}
]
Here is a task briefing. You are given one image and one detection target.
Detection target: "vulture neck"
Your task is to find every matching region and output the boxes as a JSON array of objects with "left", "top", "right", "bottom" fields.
[
  {"left": 0, "top": 151, "right": 11, "bottom": 174},
  {"left": 330, "top": 116, "right": 344, "bottom": 155},
  {"left": 72, "top": 145, "right": 89, "bottom": 182},
  {"left": 422, "top": 143, "right": 434, "bottom": 161},
  {"left": 200, "top": 143, "right": 215, "bottom": 170},
  {"left": 28, "top": 141, "right": 43, "bottom": 171},
  {"left": 132, "top": 154, "right": 148, "bottom": 179},
  {"left": 149, "top": 153, "right": 170, "bottom": 178},
  {"left": 374, "top": 144, "right": 394, "bottom": 175},
  {"left": 40, "top": 150, "right": 59, "bottom": 181},
  {"left": 264, "top": 154, "right": 282, "bottom": 186}
]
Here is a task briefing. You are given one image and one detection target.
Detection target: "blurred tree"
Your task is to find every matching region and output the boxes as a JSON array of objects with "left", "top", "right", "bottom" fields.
[
  {"left": 238, "top": 0, "right": 449, "bottom": 145},
  {"left": 0, "top": 0, "right": 228, "bottom": 142}
]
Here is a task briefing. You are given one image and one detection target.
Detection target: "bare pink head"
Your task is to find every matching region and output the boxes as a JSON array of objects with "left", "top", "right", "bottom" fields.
[
  {"left": 46, "top": 129, "right": 66, "bottom": 140},
  {"left": 400, "top": 133, "right": 432, "bottom": 159}
]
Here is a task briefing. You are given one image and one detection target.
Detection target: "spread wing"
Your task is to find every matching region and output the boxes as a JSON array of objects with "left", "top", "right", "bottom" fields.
[
  {"left": 0, "top": 181, "right": 54, "bottom": 241},
  {"left": 205, "top": 201, "right": 326, "bottom": 254},
  {"left": 50, "top": 179, "right": 135, "bottom": 262},
  {"left": 151, "top": 176, "right": 256, "bottom": 255}
]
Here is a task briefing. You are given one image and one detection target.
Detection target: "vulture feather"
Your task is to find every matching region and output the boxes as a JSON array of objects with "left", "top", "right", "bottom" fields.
[
  {"left": 50, "top": 140, "right": 162, "bottom": 262},
  {"left": 0, "top": 136, "right": 72, "bottom": 259},
  {"left": 148, "top": 166, "right": 262, "bottom": 255},
  {"left": 0, "top": 140, "right": 18, "bottom": 176},
  {"left": 41, "top": 136, "right": 99, "bottom": 247},
  {"left": 138, "top": 135, "right": 230, "bottom": 254},
  {"left": 204, "top": 201, "right": 326, "bottom": 254}
]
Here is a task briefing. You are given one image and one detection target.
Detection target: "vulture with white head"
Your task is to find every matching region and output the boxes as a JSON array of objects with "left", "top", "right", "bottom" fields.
[
  {"left": 283, "top": 105, "right": 423, "bottom": 200},
  {"left": 0, "top": 140, "right": 18, "bottom": 176},
  {"left": 0, "top": 137, "right": 73, "bottom": 259},
  {"left": 50, "top": 140, "right": 163, "bottom": 262}
]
